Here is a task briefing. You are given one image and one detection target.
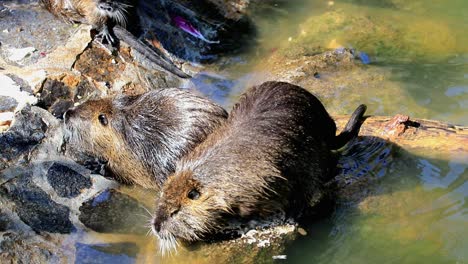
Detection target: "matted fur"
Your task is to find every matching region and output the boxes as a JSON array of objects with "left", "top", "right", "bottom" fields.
[{"left": 63, "top": 88, "right": 228, "bottom": 189}]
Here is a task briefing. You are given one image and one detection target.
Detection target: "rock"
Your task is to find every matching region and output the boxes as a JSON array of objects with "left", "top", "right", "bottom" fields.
[
  {"left": 79, "top": 189, "right": 149, "bottom": 235},
  {"left": 0, "top": 74, "right": 38, "bottom": 111},
  {"left": 0, "top": 172, "right": 75, "bottom": 234},
  {"left": 0, "top": 106, "right": 47, "bottom": 170},
  {"left": 0, "top": 96, "right": 18, "bottom": 112},
  {"left": 37, "top": 77, "right": 100, "bottom": 118},
  {"left": 6, "top": 47, "right": 36, "bottom": 63},
  {"left": 46, "top": 163, "right": 92, "bottom": 198},
  {"left": 0, "top": 232, "right": 55, "bottom": 264},
  {"left": 38, "top": 79, "right": 72, "bottom": 109},
  {"left": 75, "top": 242, "right": 138, "bottom": 264}
]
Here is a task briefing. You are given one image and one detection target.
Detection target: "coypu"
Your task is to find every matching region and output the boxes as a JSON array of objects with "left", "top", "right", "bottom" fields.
[
  {"left": 41, "top": 0, "right": 255, "bottom": 64},
  {"left": 63, "top": 88, "right": 228, "bottom": 188},
  {"left": 152, "top": 81, "right": 367, "bottom": 252},
  {"left": 40, "top": 0, "right": 191, "bottom": 78}
]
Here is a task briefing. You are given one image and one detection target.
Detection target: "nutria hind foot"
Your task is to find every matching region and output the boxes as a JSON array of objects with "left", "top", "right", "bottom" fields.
[{"left": 332, "top": 104, "right": 367, "bottom": 150}]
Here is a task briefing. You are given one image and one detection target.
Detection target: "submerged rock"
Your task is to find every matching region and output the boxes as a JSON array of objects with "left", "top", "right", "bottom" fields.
[
  {"left": 75, "top": 242, "right": 138, "bottom": 264},
  {"left": 79, "top": 189, "right": 149, "bottom": 235}
]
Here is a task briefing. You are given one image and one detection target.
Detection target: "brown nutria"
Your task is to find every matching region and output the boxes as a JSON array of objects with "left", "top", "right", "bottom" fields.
[
  {"left": 151, "top": 81, "right": 367, "bottom": 252},
  {"left": 40, "top": 0, "right": 191, "bottom": 78},
  {"left": 63, "top": 88, "right": 228, "bottom": 188}
]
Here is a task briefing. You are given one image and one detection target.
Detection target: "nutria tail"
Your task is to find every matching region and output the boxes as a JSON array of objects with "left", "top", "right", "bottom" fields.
[{"left": 331, "top": 104, "right": 367, "bottom": 150}]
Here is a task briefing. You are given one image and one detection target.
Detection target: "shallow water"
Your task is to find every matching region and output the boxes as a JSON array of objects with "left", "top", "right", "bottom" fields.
[{"left": 184, "top": 0, "right": 468, "bottom": 263}]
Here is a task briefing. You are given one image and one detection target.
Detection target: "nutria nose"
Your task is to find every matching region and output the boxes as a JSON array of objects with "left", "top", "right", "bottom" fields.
[
  {"left": 153, "top": 218, "right": 162, "bottom": 233},
  {"left": 98, "top": 3, "right": 114, "bottom": 12}
]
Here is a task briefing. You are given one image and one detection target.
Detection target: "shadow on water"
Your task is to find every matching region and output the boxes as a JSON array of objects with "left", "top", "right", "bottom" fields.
[{"left": 285, "top": 135, "right": 467, "bottom": 263}]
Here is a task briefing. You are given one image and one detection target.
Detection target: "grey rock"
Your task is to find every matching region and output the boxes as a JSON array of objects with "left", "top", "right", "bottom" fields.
[
  {"left": 79, "top": 189, "right": 148, "bottom": 235},
  {"left": 0, "top": 172, "right": 75, "bottom": 234},
  {"left": 46, "top": 162, "right": 92, "bottom": 198},
  {"left": 5, "top": 73, "right": 33, "bottom": 94},
  {"left": 0, "top": 96, "right": 17, "bottom": 112},
  {"left": 0, "top": 105, "right": 47, "bottom": 170}
]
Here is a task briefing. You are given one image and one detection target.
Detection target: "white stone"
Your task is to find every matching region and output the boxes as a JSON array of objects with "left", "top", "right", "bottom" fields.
[
  {"left": 0, "top": 112, "right": 14, "bottom": 123},
  {"left": 6, "top": 47, "right": 37, "bottom": 62},
  {"left": 0, "top": 75, "right": 38, "bottom": 111}
]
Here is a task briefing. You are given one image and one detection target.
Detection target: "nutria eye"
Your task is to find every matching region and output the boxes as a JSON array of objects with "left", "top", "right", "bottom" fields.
[
  {"left": 98, "top": 114, "right": 108, "bottom": 126},
  {"left": 187, "top": 189, "right": 200, "bottom": 200}
]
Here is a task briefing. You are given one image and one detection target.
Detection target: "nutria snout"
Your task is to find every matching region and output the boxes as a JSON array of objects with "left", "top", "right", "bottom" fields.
[
  {"left": 152, "top": 81, "right": 367, "bottom": 252},
  {"left": 63, "top": 88, "right": 228, "bottom": 189}
]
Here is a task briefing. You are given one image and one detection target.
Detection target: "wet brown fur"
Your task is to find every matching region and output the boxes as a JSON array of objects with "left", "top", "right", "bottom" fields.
[
  {"left": 63, "top": 89, "right": 228, "bottom": 189},
  {"left": 152, "top": 81, "right": 367, "bottom": 250}
]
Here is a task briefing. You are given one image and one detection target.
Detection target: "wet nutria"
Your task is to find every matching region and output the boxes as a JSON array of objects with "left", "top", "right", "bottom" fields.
[
  {"left": 152, "top": 81, "right": 367, "bottom": 252},
  {"left": 40, "top": 0, "right": 191, "bottom": 78},
  {"left": 63, "top": 88, "right": 228, "bottom": 188}
]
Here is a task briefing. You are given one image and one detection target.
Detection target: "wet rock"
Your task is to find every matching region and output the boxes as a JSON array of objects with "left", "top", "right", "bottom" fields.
[
  {"left": 46, "top": 163, "right": 92, "bottom": 198},
  {"left": 37, "top": 77, "right": 100, "bottom": 118},
  {"left": 73, "top": 44, "right": 127, "bottom": 84},
  {"left": 38, "top": 79, "right": 71, "bottom": 109},
  {"left": 79, "top": 189, "right": 148, "bottom": 235},
  {"left": 75, "top": 242, "right": 138, "bottom": 264},
  {"left": 0, "top": 106, "right": 47, "bottom": 170},
  {"left": 0, "top": 172, "right": 74, "bottom": 234}
]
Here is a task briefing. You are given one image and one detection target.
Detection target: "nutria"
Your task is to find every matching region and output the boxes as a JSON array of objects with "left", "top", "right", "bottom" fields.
[
  {"left": 63, "top": 88, "right": 228, "bottom": 188},
  {"left": 152, "top": 81, "right": 367, "bottom": 252},
  {"left": 40, "top": 0, "right": 191, "bottom": 78},
  {"left": 41, "top": 0, "right": 254, "bottom": 64}
]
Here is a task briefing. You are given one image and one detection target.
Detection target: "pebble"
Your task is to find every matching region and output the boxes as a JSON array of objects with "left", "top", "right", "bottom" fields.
[
  {"left": 273, "top": 255, "right": 287, "bottom": 260},
  {"left": 297, "top": 227, "right": 308, "bottom": 236}
]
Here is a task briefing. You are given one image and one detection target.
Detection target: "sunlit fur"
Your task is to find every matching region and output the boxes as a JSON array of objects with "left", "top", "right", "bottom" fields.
[
  {"left": 152, "top": 82, "right": 367, "bottom": 254},
  {"left": 40, "top": 0, "right": 131, "bottom": 28},
  {"left": 63, "top": 89, "right": 228, "bottom": 189}
]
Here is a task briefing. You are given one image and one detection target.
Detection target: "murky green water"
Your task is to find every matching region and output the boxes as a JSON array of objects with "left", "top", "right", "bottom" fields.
[{"left": 187, "top": 0, "right": 468, "bottom": 263}]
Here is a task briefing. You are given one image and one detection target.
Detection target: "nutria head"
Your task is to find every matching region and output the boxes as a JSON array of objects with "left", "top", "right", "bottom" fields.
[
  {"left": 63, "top": 89, "right": 228, "bottom": 188},
  {"left": 152, "top": 170, "right": 234, "bottom": 253}
]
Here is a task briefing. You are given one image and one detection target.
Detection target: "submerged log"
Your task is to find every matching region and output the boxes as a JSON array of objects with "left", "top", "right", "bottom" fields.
[{"left": 334, "top": 114, "right": 468, "bottom": 155}]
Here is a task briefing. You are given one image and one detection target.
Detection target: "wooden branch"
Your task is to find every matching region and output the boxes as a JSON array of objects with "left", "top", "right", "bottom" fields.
[{"left": 334, "top": 114, "right": 468, "bottom": 154}]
